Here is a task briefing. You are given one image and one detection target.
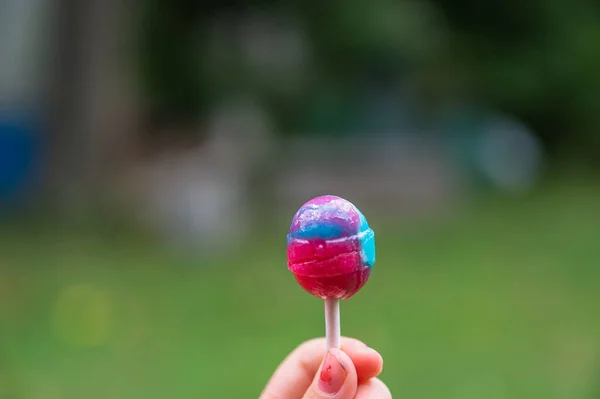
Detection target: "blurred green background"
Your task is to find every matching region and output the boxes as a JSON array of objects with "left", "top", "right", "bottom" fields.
[
  {"left": 2, "top": 0, "right": 600, "bottom": 398},
  {"left": 2, "top": 182, "right": 600, "bottom": 398}
]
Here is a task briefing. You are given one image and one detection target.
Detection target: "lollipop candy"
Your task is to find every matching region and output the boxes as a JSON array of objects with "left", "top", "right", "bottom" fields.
[
  {"left": 287, "top": 195, "right": 375, "bottom": 299},
  {"left": 286, "top": 195, "right": 376, "bottom": 350}
]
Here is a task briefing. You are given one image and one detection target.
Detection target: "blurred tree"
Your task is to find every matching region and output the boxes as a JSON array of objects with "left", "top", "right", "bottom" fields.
[
  {"left": 137, "top": 0, "right": 205, "bottom": 128},
  {"left": 137, "top": 0, "right": 600, "bottom": 163},
  {"left": 136, "top": 0, "right": 445, "bottom": 136},
  {"left": 433, "top": 0, "right": 600, "bottom": 161},
  {"left": 46, "top": 0, "right": 135, "bottom": 206}
]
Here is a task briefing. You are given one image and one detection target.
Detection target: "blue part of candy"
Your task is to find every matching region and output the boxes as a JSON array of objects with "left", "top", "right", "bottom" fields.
[
  {"left": 354, "top": 206, "right": 376, "bottom": 268},
  {"left": 291, "top": 221, "right": 348, "bottom": 240}
]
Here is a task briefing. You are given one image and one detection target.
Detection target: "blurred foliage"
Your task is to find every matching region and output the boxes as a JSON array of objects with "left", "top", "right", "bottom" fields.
[
  {"left": 137, "top": 0, "right": 600, "bottom": 159},
  {"left": 433, "top": 0, "right": 600, "bottom": 159}
]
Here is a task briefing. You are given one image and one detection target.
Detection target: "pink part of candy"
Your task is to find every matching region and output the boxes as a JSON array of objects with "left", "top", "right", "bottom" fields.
[
  {"left": 287, "top": 235, "right": 367, "bottom": 299},
  {"left": 290, "top": 251, "right": 362, "bottom": 277},
  {"left": 293, "top": 267, "right": 371, "bottom": 299},
  {"left": 287, "top": 236, "right": 361, "bottom": 276}
]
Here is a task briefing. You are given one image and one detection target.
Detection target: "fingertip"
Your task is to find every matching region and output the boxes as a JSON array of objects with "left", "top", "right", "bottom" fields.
[
  {"left": 328, "top": 348, "right": 356, "bottom": 376},
  {"left": 340, "top": 337, "right": 368, "bottom": 350},
  {"left": 278, "top": 338, "right": 384, "bottom": 386},
  {"left": 355, "top": 378, "right": 392, "bottom": 399},
  {"left": 301, "top": 348, "right": 358, "bottom": 399},
  {"left": 342, "top": 344, "right": 384, "bottom": 382},
  {"left": 366, "top": 347, "right": 384, "bottom": 374}
]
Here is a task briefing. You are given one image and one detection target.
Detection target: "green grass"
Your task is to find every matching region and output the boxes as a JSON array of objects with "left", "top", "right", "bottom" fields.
[{"left": 1, "top": 183, "right": 600, "bottom": 398}]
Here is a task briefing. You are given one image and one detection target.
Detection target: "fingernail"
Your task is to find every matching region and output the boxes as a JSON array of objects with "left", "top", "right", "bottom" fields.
[{"left": 318, "top": 350, "right": 347, "bottom": 395}]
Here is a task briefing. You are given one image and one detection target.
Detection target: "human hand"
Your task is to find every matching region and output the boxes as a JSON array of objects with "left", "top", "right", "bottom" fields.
[{"left": 260, "top": 337, "right": 391, "bottom": 398}]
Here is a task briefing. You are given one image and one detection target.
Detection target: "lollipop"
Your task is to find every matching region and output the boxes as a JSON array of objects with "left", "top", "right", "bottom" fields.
[{"left": 287, "top": 195, "right": 375, "bottom": 350}]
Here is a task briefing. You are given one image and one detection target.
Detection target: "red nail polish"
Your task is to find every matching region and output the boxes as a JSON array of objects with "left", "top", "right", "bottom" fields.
[{"left": 318, "top": 351, "right": 347, "bottom": 395}]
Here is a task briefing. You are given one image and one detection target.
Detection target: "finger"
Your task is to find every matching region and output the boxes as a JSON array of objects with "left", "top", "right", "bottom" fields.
[
  {"left": 302, "top": 349, "right": 358, "bottom": 399},
  {"left": 340, "top": 339, "right": 384, "bottom": 382},
  {"left": 355, "top": 378, "right": 392, "bottom": 399},
  {"left": 260, "top": 338, "right": 324, "bottom": 399},
  {"left": 260, "top": 337, "right": 383, "bottom": 399}
]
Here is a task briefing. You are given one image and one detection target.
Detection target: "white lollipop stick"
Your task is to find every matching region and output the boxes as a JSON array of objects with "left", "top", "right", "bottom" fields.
[{"left": 325, "top": 298, "right": 340, "bottom": 351}]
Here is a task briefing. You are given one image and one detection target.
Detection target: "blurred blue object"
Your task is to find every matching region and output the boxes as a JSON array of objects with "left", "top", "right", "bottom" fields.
[{"left": 0, "top": 110, "right": 39, "bottom": 205}]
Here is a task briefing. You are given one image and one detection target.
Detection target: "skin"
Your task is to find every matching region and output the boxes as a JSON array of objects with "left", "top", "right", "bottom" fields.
[{"left": 260, "top": 337, "right": 391, "bottom": 399}]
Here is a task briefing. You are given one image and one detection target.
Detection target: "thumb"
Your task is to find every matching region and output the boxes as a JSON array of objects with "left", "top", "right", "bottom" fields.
[{"left": 302, "top": 349, "right": 358, "bottom": 399}]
